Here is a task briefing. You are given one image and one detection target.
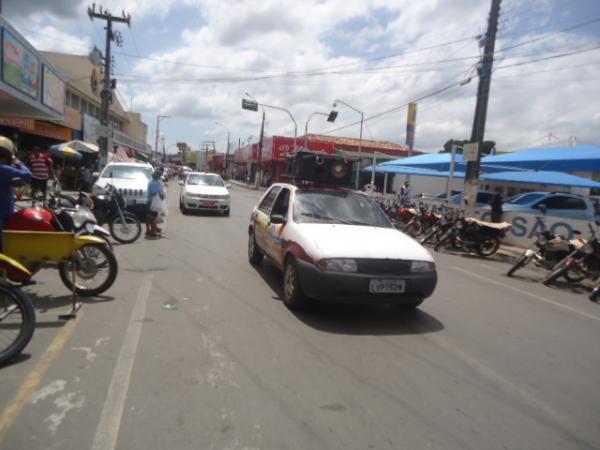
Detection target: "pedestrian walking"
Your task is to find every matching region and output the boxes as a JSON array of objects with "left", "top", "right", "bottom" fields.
[
  {"left": 0, "top": 136, "right": 32, "bottom": 243},
  {"left": 146, "top": 170, "right": 166, "bottom": 237},
  {"left": 28, "top": 145, "right": 54, "bottom": 205},
  {"left": 490, "top": 193, "right": 503, "bottom": 223}
]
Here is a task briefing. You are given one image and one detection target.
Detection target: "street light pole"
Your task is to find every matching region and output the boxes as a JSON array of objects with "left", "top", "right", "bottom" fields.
[
  {"left": 333, "top": 99, "right": 363, "bottom": 189},
  {"left": 304, "top": 112, "right": 328, "bottom": 150}
]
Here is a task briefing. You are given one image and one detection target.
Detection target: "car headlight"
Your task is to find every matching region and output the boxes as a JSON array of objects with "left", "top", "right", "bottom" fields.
[
  {"left": 411, "top": 261, "right": 436, "bottom": 272},
  {"left": 317, "top": 258, "right": 358, "bottom": 273}
]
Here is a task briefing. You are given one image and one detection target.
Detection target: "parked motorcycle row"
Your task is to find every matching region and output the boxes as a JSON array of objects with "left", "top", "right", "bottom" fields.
[
  {"left": 375, "top": 197, "right": 511, "bottom": 258},
  {"left": 376, "top": 196, "right": 600, "bottom": 305},
  {"left": 0, "top": 183, "right": 143, "bottom": 365},
  {"left": 507, "top": 209, "right": 600, "bottom": 302}
]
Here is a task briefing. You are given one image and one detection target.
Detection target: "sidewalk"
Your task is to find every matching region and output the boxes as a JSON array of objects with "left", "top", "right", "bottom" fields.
[{"left": 228, "top": 179, "right": 266, "bottom": 191}]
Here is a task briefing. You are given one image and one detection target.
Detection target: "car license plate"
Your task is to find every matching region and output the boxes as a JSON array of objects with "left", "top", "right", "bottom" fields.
[
  {"left": 202, "top": 201, "right": 216, "bottom": 207},
  {"left": 369, "top": 279, "right": 405, "bottom": 294}
]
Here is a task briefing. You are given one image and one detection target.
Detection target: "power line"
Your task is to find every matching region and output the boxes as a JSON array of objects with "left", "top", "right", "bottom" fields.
[{"left": 496, "top": 44, "right": 600, "bottom": 70}]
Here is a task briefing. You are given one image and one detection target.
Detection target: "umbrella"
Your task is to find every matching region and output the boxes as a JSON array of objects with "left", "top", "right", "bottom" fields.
[
  {"left": 59, "top": 140, "right": 99, "bottom": 154},
  {"left": 50, "top": 143, "right": 83, "bottom": 160}
]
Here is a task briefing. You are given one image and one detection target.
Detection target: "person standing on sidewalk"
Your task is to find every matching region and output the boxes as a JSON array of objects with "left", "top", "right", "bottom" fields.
[
  {"left": 28, "top": 146, "right": 54, "bottom": 205},
  {"left": 146, "top": 171, "right": 165, "bottom": 237},
  {"left": 490, "top": 193, "right": 504, "bottom": 223}
]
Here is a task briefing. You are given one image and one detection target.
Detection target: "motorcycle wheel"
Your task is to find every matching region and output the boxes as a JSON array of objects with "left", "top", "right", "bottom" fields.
[
  {"left": 476, "top": 237, "right": 500, "bottom": 257},
  {"left": 590, "top": 284, "right": 600, "bottom": 302},
  {"left": 109, "top": 212, "right": 142, "bottom": 244},
  {"left": 563, "top": 270, "right": 586, "bottom": 283},
  {"left": 0, "top": 282, "right": 35, "bottom": 365},
  {"left": 92, "top": 230, "right": 113, "bottom": 251},
  {"left": 58, "top": 244, "right": 118, "bottom": 296},
  {"left": 543, "top": 262, "right": 571, "bottom": 286},
  {"left": 434, "top": 232, "right": 451, "bottom": 252},
  {"left": 507, "top": 253, "right": 532, "bottom": 277}
]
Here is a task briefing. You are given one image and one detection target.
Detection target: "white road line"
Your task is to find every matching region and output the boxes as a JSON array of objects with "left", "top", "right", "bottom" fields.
[
  {"left": 451, "top": 266, "right": 600, "bottom": 323},
  {"left": 91, "top": 274, "right": 153, "bottom": 450}
]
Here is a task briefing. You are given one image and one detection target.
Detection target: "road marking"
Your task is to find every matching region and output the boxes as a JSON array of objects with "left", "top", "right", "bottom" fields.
[
  {"left": 0, "top": 312, "right": 82, "bottom": 444},
  {"left": 451, "top": 266, "right": 600, "bottom": 322},
  {"left": 91, "top": 274, "right": 153, "bottom": 450}
]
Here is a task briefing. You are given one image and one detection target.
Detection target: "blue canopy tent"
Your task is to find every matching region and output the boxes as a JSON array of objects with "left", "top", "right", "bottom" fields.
[
  {"left": 480, "top": 145, "right": 600, "bottom": 172},
  {"left": 480, "top": 171, "right": 600, "bottom": 189},
  {"left": 363, "top": 165, "right": 465, "bottom": 178},
  {"left": 379, "top": 153, "right": 464, "bottom": 171}
]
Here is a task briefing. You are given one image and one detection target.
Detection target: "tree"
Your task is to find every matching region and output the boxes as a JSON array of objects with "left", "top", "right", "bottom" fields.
[{"left": 440, "top": 139, "right": 496, "bottom": 155}]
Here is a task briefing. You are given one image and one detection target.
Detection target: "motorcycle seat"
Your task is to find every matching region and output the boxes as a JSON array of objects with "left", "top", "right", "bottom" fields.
[
  {"left": 569, "top": 238, "right": 587, "bottom": 249},
  {"left": 468, "top": 218, "right": 512, "bottom": 230}
]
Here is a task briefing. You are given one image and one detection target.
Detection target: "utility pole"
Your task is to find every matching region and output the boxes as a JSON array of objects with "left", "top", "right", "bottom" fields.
[
  {"left": 464, "top": 0, "right": 501, "bottom": 212},
  {"left": 162, "top": 135, "right": 166, "bottom": 163},
  {"left": 256, "top": 110, "right": 265, "bottom": 189},
  {"left": 87, "top": 4, "right": 131, "bottom": 171}
]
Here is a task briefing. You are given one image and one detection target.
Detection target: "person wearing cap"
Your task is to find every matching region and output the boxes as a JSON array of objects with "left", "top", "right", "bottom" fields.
[
  {"left": 0, "top": 136, "right": 32, "bottom": 235},
  {"left": 146, "top": 170, "right": 165, "bottom": 237}
]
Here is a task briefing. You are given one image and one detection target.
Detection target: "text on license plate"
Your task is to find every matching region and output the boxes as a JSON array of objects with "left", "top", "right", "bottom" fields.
[
  {"left": 369, "top": 279, "right": 405, "bottom": 294},
  {"left": 202, "top": 201, "right": 217, "bottom": 207}
]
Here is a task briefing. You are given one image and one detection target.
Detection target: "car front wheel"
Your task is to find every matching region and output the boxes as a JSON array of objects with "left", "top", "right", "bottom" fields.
[
  {"left": 248, "top": 231, "right": 263, "bottom": 265},
  {"left": 283, "top": 257, "right": 309, "bottom": 310}
]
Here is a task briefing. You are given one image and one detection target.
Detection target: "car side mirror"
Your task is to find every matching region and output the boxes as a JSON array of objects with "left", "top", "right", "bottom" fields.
[
  {"left": 270, "top": 214, "right": 286, "bottom": 225},
  {"left": 178, "top": 180, "right": 184, "bottom": 186},
  {"left": 537, "top": 204, "right": 547, "bottom": 214}
]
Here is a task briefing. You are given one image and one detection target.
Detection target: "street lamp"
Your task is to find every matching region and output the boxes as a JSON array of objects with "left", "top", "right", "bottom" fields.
[
  {"left": 304, "top": 110, "right": 338, "bottom": 150},
  {"left": 215, "top": 121, "right": 230, "bottom": 171},
  {"left": 154, "top": 114, "right": 170, "bottom": 164},
  {"left": 333, "top": 99, "right": 364, "bottom": 189}
]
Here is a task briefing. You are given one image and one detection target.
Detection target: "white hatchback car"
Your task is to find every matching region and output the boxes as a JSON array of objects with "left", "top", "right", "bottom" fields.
[
  {"left": 248, "top": 183, "right": 437, "bottom": 310},
  {"left": 179, "top": 172, "right": 231, "bottom": 215}
]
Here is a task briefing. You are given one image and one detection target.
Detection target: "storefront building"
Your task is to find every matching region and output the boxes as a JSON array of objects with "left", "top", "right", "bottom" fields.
[{"left": 0, "top": 16, "right": 69, "bottom": 154}]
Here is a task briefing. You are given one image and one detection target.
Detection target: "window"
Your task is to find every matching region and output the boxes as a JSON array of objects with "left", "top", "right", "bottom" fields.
[
  {"left": 507, "top": 193, "right": 546, "bottom": 205},
  {"left": 271, "top": 189, "right": 291, "bottom": 217},
  {"left": 100, "top": 165, "right": 153, "bottom": 180},
  {"left": 537, "top": 195, "right": 586, "bottom": 210},
  {"left": 81, "top": 99, "right": 88, "bottom": 115},
  {"left": 258, "top": 187, "right": 281, "bottom": 214},
  {"left": 70, "top": 93, "right": 80, "bottom": 110},
  {"left": 186, "top": 174, "right": 224, "bottom": 187}
]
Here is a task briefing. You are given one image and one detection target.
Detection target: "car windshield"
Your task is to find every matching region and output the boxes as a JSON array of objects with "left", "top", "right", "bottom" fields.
[
  {"left": 293, "top": 190, "right": 392, "bottom": 227},
  {"left": 187, "top": 174, "right": 224, "bottom": 187},
  {"left": 506, "top": 193, "right": 547, "bottom": 205},
  {"left": 102, "top": 165, "right": 152, "bottom": 181}
]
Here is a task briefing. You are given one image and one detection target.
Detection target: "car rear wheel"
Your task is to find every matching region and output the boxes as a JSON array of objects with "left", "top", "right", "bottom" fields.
[
  {"left": 283, "top": 257, "right": 309, "bottom": 310},
  {"left": 179, "top": 198, "right": 188, "bottom": 215},
  {"left": 248, "top": 231, "right": 263, "bottom": 265}
]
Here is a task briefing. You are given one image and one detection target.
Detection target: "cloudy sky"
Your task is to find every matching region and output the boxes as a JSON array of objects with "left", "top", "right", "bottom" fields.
[{"left": 5, "top": 0, "right": 600, "bottom": 153}]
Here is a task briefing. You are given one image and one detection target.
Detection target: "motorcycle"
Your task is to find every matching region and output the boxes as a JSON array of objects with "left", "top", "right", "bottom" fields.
[
  {"left": 543, "top": 222, "right": 600, "bottom": 286},
  {"left": 75, "top": 184, "right": 142, "bottom": 244},
  {"left": 434, "top": 215, "right": 511, "bottom": 257},
  {"left": 419, "top": 210, "right": 457, "bottom": 245},
  {"left": 47, "top": 193, "right": 113, "bottom": 249},
  {"left": 0, "top": 253, "right": 35, "bottom": 365},
  {"left": 4, "top": 207, "right": 118, "bottom": 298},
  {"left": 507, "top": 209, "right": 585, "bottom": 281}
]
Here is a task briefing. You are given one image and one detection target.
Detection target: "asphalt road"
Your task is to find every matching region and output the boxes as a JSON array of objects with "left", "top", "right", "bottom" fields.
[{"left": 1, "top": 184, "right": 599, "bottom": 450}]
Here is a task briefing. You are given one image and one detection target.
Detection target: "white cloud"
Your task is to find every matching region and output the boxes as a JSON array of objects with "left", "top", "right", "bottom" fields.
[{"left": 6, "top": 0, "right": 600, "bottom": 152}]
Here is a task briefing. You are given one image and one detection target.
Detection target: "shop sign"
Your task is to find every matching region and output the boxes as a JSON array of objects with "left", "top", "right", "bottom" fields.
[
  {"left": 32, "top": 120, "right": 71, "bottom": 141},
  {"left": 113, "top": 128, "right": 151, "bottom": 154},
  {"left": 2, "top": 29, "right": 39, "bottom": 99},
  {"left": 42, "top": 65, "right": 65, "bottom": 114},
  {"left": 0, "top": 115, "right": 34, "bottom": 130}
]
